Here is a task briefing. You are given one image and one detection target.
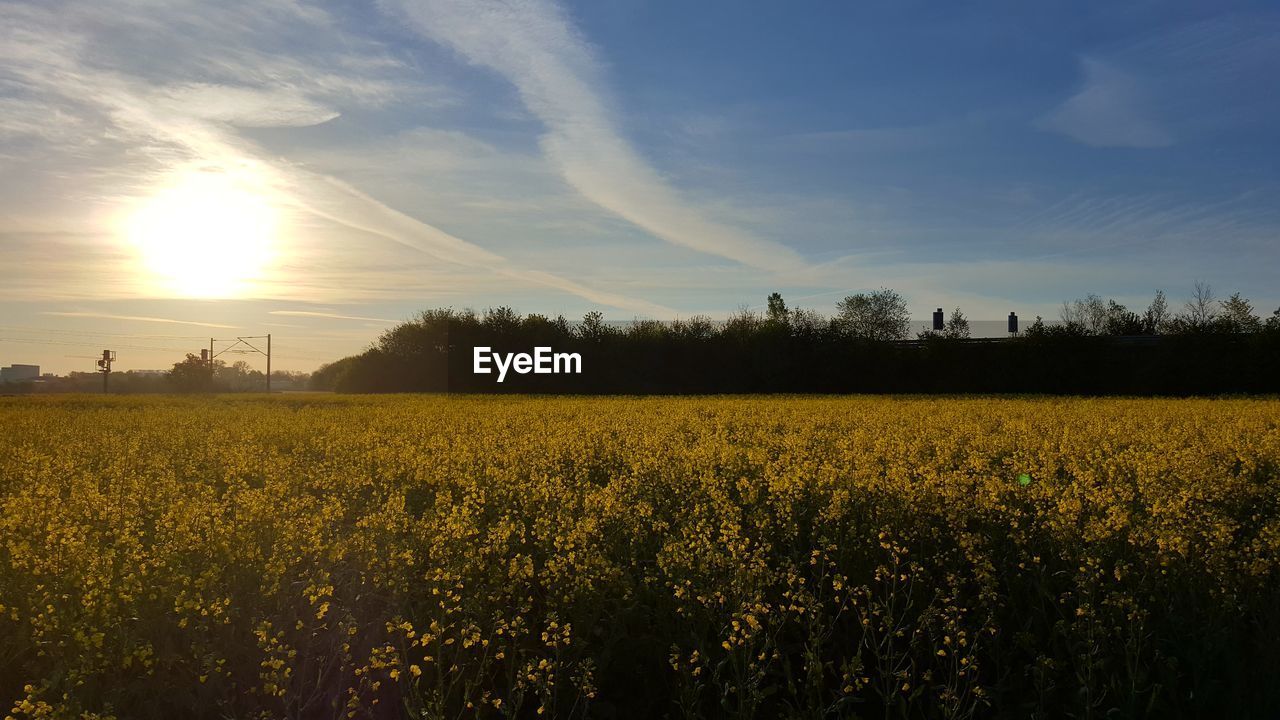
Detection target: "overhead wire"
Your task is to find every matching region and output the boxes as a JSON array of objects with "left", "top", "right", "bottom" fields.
[
  {"left": 1, "top": 326, "right": 349, "bottom": 367},
  {"left": 2, "top": 338, "right": 336, "bottom": 361}
]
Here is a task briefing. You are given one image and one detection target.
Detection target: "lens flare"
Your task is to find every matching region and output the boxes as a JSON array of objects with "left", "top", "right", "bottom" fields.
[{"left": 125, "top": 168, "right": 277, "bottom": 298}]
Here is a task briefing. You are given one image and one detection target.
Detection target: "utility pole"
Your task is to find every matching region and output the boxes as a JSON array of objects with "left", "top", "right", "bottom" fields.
[
  {"left": 209, "top": 335, "right": 271, "bottom": 393},
  {"left": 209, "top": 338, "right": 215, "bottom": 389},
  {"left": 97, "top": 349, "right": 115, "bottom": 393}
]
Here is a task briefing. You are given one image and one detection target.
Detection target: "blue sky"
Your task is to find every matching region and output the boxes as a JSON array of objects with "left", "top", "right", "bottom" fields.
[{"left": 1, "top": 0, "right": 1277, "bottom": 372}]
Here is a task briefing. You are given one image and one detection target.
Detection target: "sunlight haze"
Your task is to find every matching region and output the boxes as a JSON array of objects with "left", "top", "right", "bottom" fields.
[{"left": 2, "top": 0, "right": 1277, "bottom": 374}]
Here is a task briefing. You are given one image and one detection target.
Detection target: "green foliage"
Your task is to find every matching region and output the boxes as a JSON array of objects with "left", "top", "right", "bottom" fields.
[
  {"left": 309, "top": 356, "right": 361, "bottom": 391},
  {"left": 166, "top": 353, "right": 219, "bottom": 393},
  {"left": 765, "top": 293, "right": 789, "bottom": 326},
  {"left": 835, "top": 288, "right": 910, "bottom": 341},
  {"left": 917, "top": 308, "right": 970, "bottom": 341},
  {"left": 1219, "top": 292, "right": 1262, "bottom": 333},
  {"left": 1144, "top": 290, "right": 1170, "bottom": 334}
]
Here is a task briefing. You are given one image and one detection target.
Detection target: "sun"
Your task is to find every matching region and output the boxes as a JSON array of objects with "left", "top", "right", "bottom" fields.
[{"left": 125, "top": 168, "right": 278, "bottom": 298}]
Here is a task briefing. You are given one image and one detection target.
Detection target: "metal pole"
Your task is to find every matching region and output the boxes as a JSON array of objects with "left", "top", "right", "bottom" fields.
[
  {"left": 266, "top": 334, "right": 271, "bottom": 393},
  {"left": 209, "top": 338, "right": 214, "bottom": 390}
]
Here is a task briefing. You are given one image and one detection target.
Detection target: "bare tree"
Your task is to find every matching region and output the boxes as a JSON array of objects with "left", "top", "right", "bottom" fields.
[
  {"left": 1060, "top": 294, "right": 1107, "bottom": 334},
  {"left": 1059, "top": 301, "right": 1082, "bottom": 329},
  {"left": 1183, "top": 281, "right": 1218, "bottom": 328}
]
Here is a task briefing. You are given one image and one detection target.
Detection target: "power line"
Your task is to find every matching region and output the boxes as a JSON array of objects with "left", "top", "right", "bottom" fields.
[
  {"left": 2, "top": 334, "right": 335, "bottom": 357},
  {"left": 3, "top": 332, "right": 343, "bottom": 369},
  {"left": 210, "top": 335, "right": 274, "bottom": 391}
]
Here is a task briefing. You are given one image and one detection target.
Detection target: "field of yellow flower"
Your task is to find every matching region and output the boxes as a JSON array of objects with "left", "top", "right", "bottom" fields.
[{"left": 1, "top": 394, "right": 1278, "bottom": 719}]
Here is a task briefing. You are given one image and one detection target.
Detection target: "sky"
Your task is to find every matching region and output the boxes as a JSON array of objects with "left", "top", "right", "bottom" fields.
[{"left": 1, "top": 0, "right": 1278, "bottom": 374}]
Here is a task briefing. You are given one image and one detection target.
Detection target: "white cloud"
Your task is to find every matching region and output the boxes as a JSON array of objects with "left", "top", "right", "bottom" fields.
[
  {"left": 6, "top": 1, "right": 1275, "bottom": 327},
  {"left": 1039, "top": 17, "right": 1280, "bottom": 148},
  {"left": 0, "top": 0, "right": 672, "bottom": 315},
  {"left": 1037, "top": 58, "right": 1174, "bottom": 148},
  {"left": 269, "top": 310, "right": 398, "bottom": 322},
  {"left": 382, "top": 0, "right": 808, "bottom": 272},
  {"left": 41, "top": 311, "right": 237, "bottom": 328},
  {"left": 151, "top": 83, "right": 340, "bottom": 128}
]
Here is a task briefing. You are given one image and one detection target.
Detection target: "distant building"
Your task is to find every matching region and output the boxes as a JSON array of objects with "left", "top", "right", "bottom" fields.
[{"left": 0, "top": 364, "right": 40, "bottom": 383}]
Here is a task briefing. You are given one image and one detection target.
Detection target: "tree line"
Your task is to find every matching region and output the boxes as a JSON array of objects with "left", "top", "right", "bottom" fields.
[
  {"left": 312, "top": 284, "right": 1280, "bottom": 395},
  {"left": 2, "top": 362, "right": 309, "bottom": 394}
]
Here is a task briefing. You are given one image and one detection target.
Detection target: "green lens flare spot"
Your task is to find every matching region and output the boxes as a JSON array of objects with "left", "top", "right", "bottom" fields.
[{"left": 1018, "top": 473, "right": 1032, "bottom": 486}]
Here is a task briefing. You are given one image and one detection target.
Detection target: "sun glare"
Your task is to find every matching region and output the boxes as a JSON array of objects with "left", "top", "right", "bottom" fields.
[{"left": 125, "top": 169, "right": 278, "bottom": 298}]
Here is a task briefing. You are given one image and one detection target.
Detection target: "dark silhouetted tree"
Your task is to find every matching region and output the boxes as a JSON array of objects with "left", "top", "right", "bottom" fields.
[
  {"left": 1061, "top": 294, "right": 1107, "bottom": 334},
  {"left": 578, "top": 311, "right": 611, "bottom": 341},
  {"left": 483, "top": 306, "right": 521, "bottom": 334},
  {"left": 1182, "top": 281, "right": 1218, "bottom": 330},
  {"left": 310, "top": 356, "right": 360, "bottom": 390},
  {"left": 1144, "top": 290, "right": 1169, "bottom": 334},
  {"left": 1219, "top": 293, "right": 1261, "bottom": 333},
  {"left": 723, "top": 306, "right": 762, "bottom": 338},
  {"left": 1104, "top": 300, "right": 1145, "bottom": 335},
  {"left": 766, "top": 292, "right": 789, "bottom": 326},
  {"left": 918, "top": 307, "right": 971, "bottom": 340},
  {"left": 672, "top": 315, "right": 715, "bottom": 340},
  {"left": 168, "top": 353, "right": 220, "bottom": 392},
  {"left": 315, "top": 292, "right": 1280, "bottom": 396},
  {"left": 944, "top": 307, "right": 970, "bottom": 339},
  {"left": 790, "top": 307, "right": 826, "bottom": 339},
  {"left": 836, "top": 288, "right": 910, "bottom": 341}
]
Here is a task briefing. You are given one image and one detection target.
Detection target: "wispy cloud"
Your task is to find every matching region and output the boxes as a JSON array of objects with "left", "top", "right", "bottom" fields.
[
  {"left": 292, "top": 175, "right": 676, "bottom": 315},
  {"left": 150, "top": 83, "right": 341, "bottom": 128},
  {"left": 41, "top": 311, "right": 237, "bottom": 328},
  {"left": 269, "top": 310, "right": 399, "bottom": 323},
  {"left": 0, "top": 0, "right": 672, "bottom": 315},
  {"left": 382, "top": 0, "right": 807, "bottom": 272},
  {"left": 1039, "top": 15, "right": 1280, "bottom": 148},
  {"left": 1037, "top": 58, "right": 1173, "bottom": 148},
  {"left": 1007, "top": 189, "right": 1280, "bottom": 259},
  {"left": 5, "top": 0, "right": 1277, "bottom": 343}
]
